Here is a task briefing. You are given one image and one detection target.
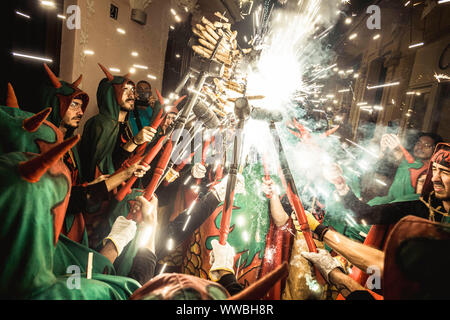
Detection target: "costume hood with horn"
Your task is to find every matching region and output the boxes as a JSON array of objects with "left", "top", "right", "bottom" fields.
[
  {"left": 39, "top": 64, "right": 89, "bottom": 184},
  {"left": 0, "top": 100, "right": 140, "bottom": 299},
  {"left": 419, "top": 143, "right": 450, "bottom": 223},
  {"left": 383, "top": 215, "right": 450, "bottom": 299},
  {"left": 78, "top": 64, "right": 135, "bottom": 182},
  {"left": 0, "top": 84, "right": 61, "bottom": 155},
  {"left": 130, "top": 262, "right": 288, "bottom": 300},
  {"left": 40, "top": 64, "right": 89, "bottom": 130}
]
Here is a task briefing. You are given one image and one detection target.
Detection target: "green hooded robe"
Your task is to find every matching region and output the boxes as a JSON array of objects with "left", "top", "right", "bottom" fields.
[
  {"left": 78, "top": 76, "right": 132, "bottom": 182},
  {"left": 0, "top": 106, "right": 140, "bottom": 299}
]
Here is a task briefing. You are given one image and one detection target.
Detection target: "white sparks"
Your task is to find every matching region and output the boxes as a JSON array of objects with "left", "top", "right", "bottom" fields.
[
  {"left": 16, "top": 11, "right": 31, "bottom": 19},
  {"left": 159, "top": 263, "right": 167, "bottom": 275},
  {"left": 187, "top": 201, "right": 197, "bottom": 215},
  {"left": 12, "top": 52, "right": 52, "bottom": 63},
  {"left": 182, "top": 215, "right": 192, "bottom": 231},
  {"left": 167, "top": 238, "right": 174, "bottom": 251},
  {"left": 367, "top": 81, "right": 400, "bottom": 90},
  {"left": 408, "top": 42, "right": 424, "bottom": 49},
  {"left": 139, "top": 225, "right": 153, "bottom": 247}
]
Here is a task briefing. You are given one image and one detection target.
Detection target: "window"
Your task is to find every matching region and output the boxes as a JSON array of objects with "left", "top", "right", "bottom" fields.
[{"left": 110, "top": 4, "right": 119, "bottom": 20}]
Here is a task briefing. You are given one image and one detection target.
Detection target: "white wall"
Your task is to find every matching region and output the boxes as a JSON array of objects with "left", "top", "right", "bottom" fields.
[{"left": 60, "top": 0, "right": 173, "bottom": 132}]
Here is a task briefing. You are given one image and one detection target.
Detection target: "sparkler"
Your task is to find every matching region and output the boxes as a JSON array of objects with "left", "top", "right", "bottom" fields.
[
  {"left": 367, "top": 81, "right": 400, "bottom": 90},
  {"left": 345, "top": 139, "right": 379, "bottom": 159}
]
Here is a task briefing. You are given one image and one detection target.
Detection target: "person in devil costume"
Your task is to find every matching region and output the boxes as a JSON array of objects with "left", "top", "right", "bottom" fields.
[
  {"left": 325, "top": 143, "right": 450, "bottom": 225},
  {"left": 0, "top": 105, "right": 143, "bottom": 299},
  {"left": 78, "top": 63, "right": 157, "bottom": 183},
  {"left": 37, "top": 65, "right": 149, "bottom": 246}
]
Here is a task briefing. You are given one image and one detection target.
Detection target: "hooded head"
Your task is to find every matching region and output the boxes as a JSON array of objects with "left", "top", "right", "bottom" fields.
[
  {"left": 97, "top": 63, "right": 135, "bottom": 121},
  {"left": 383, "top": 215, "right": 450, "bottom": 299},
  {"left": 0, "top": 86, "right": 65, "bottom": 156},
  {"left": 129, "top": 262, "right": 288, "bottom": 300},
  {"left": 162, "top": 105, "right": 178, "bottom": 132},
  {"left": 41, "top": 64, "right": 89, "bottom": 130},
  {"left": 421, "top": 143, "right": 450, "bottom": 201},
  {"left": 0, "top": 133, "right": 78, "bottom": 297}
]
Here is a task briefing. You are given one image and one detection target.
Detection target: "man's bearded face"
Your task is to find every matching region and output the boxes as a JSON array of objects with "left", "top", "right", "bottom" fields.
[
  {"left": 120, "top": 83, "right": 135, "bottom": 111},
  {"left": 414, "top": 136, "right": 435, "bottom": 160},
  {"left": 62, "top": 98, "right": 84, "bottom": 129},
  {"left": 431, "top": 162, "right": 450, "bottom": 200}
]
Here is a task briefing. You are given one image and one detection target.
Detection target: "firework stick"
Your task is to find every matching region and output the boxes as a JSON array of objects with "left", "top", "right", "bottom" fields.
[
  {"left": 143, "top": 139, "right": 173, "bottom": 201},
  {"left": 216, "top": 28, "right": 231, "bottom": 41},
  {"left": 201, "top": 16, "right": 215, "bottom": 28},
  {"left": 192, "top": 27, "right": 206, "bottom": 40},
  {"left": 212, "top": 107, "right": 226, "bottom": 118},
  {"left": 218, "top": 120, "right": 245, "bottom": 245},
  {"left": 195, "top": 23, "right": 206, "bottom": 31},
  {"left": 269, "top": 122, "right": 325, "bottom": 285},
  {"left": 198, "top": 43, "right": 232, "bottom": 60},
  {"left": 192, "top": 46, "right": 231, "bottom": 65},
  {"left": 198, "top": 38, "right": 216, "bottom": 51},
  {"left": 193, "top": 44, "right": 230, "bottom": 61},
  {"left": 201, "top": 29, "right": 218, "bottom": 46},
  {"left": 135, "top": 107, "right": 164, "bottom": 155},
  {"left": 205, "top": 25, "right": 220, "bottom": 41},
  {"left": 126, "top": 140, "right": 173, "bottom": 222},
  {"left": 214, "top": 12, "right": 229, "bottom": 22}
]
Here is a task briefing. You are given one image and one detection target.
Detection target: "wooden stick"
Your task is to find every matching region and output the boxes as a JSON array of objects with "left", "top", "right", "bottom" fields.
[
  {"left": 192, "top": 27, "right": 206, "bottom": 40},
  {"left": 198, "top": 38, "right": 216, "bottom": 51},
  {"left": 214, "top": 11, "right": 229, "bottom": 22},
  {"left": 195, "top": 23, "right": 206, "bottom": 31},
  {"left": 201, "top": 29, "right": 217, "bottom": 46},
  {"left": 201, "top": 17, "right": 215, "bottom": 29},
  {"left": 205, "top": 25, "right": 220, "bottom": 41},
  {"left": 86, "top": 252, "right": 93, "bottom": 279}
]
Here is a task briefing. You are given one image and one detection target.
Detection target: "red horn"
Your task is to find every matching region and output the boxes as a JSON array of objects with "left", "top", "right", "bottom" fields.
[
  {"left": 228, "top": 262, "right": 289, "bottom": 300},
  {"left": 43, "top": 64, "right": 62, "bottom": 89},
  {"left": 72, "top": 74, "right": 83, "bottom": 87},
  {"left": 155, "top": 88, "right": 165, "bottom": 106},
  {"left": 98, "top": 63, "right": 114, "bottom": 81},
  {"left": 19, "top": 135, "right": 80, "bottom": 183},
  {"left": 6, "top": 83, "right": 20, "bottom": 108},
  {"left": 173, "top": 95, "right": 187, "bottom": 108},
  {"left": 23, "top": 107, "right": 52, "bottom": 132}
]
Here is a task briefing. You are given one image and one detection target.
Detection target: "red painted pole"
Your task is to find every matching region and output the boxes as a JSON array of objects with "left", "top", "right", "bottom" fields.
[
  {"left": 262, "top": 152, "right": 271, "bottom": 199},
  {"left": 115, "top": 135, "right": 166, "bottom": 201},
  {"left": 144, "top": 139, "right": 173, "bottom": 201}
]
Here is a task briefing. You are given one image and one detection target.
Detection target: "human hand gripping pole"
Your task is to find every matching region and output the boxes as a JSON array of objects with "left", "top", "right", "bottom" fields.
[
  {"left": 209, "top": 239, "right": 236, "bottom": 281},
  {"left": 268, "top": 121, "right": 326, "bottom": 285},
  {"left": 115, "top": 95, "right": 186, "bottom": 201},
  {"left": 218, "top": 97, "right": 249, "bottom": 245}
]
